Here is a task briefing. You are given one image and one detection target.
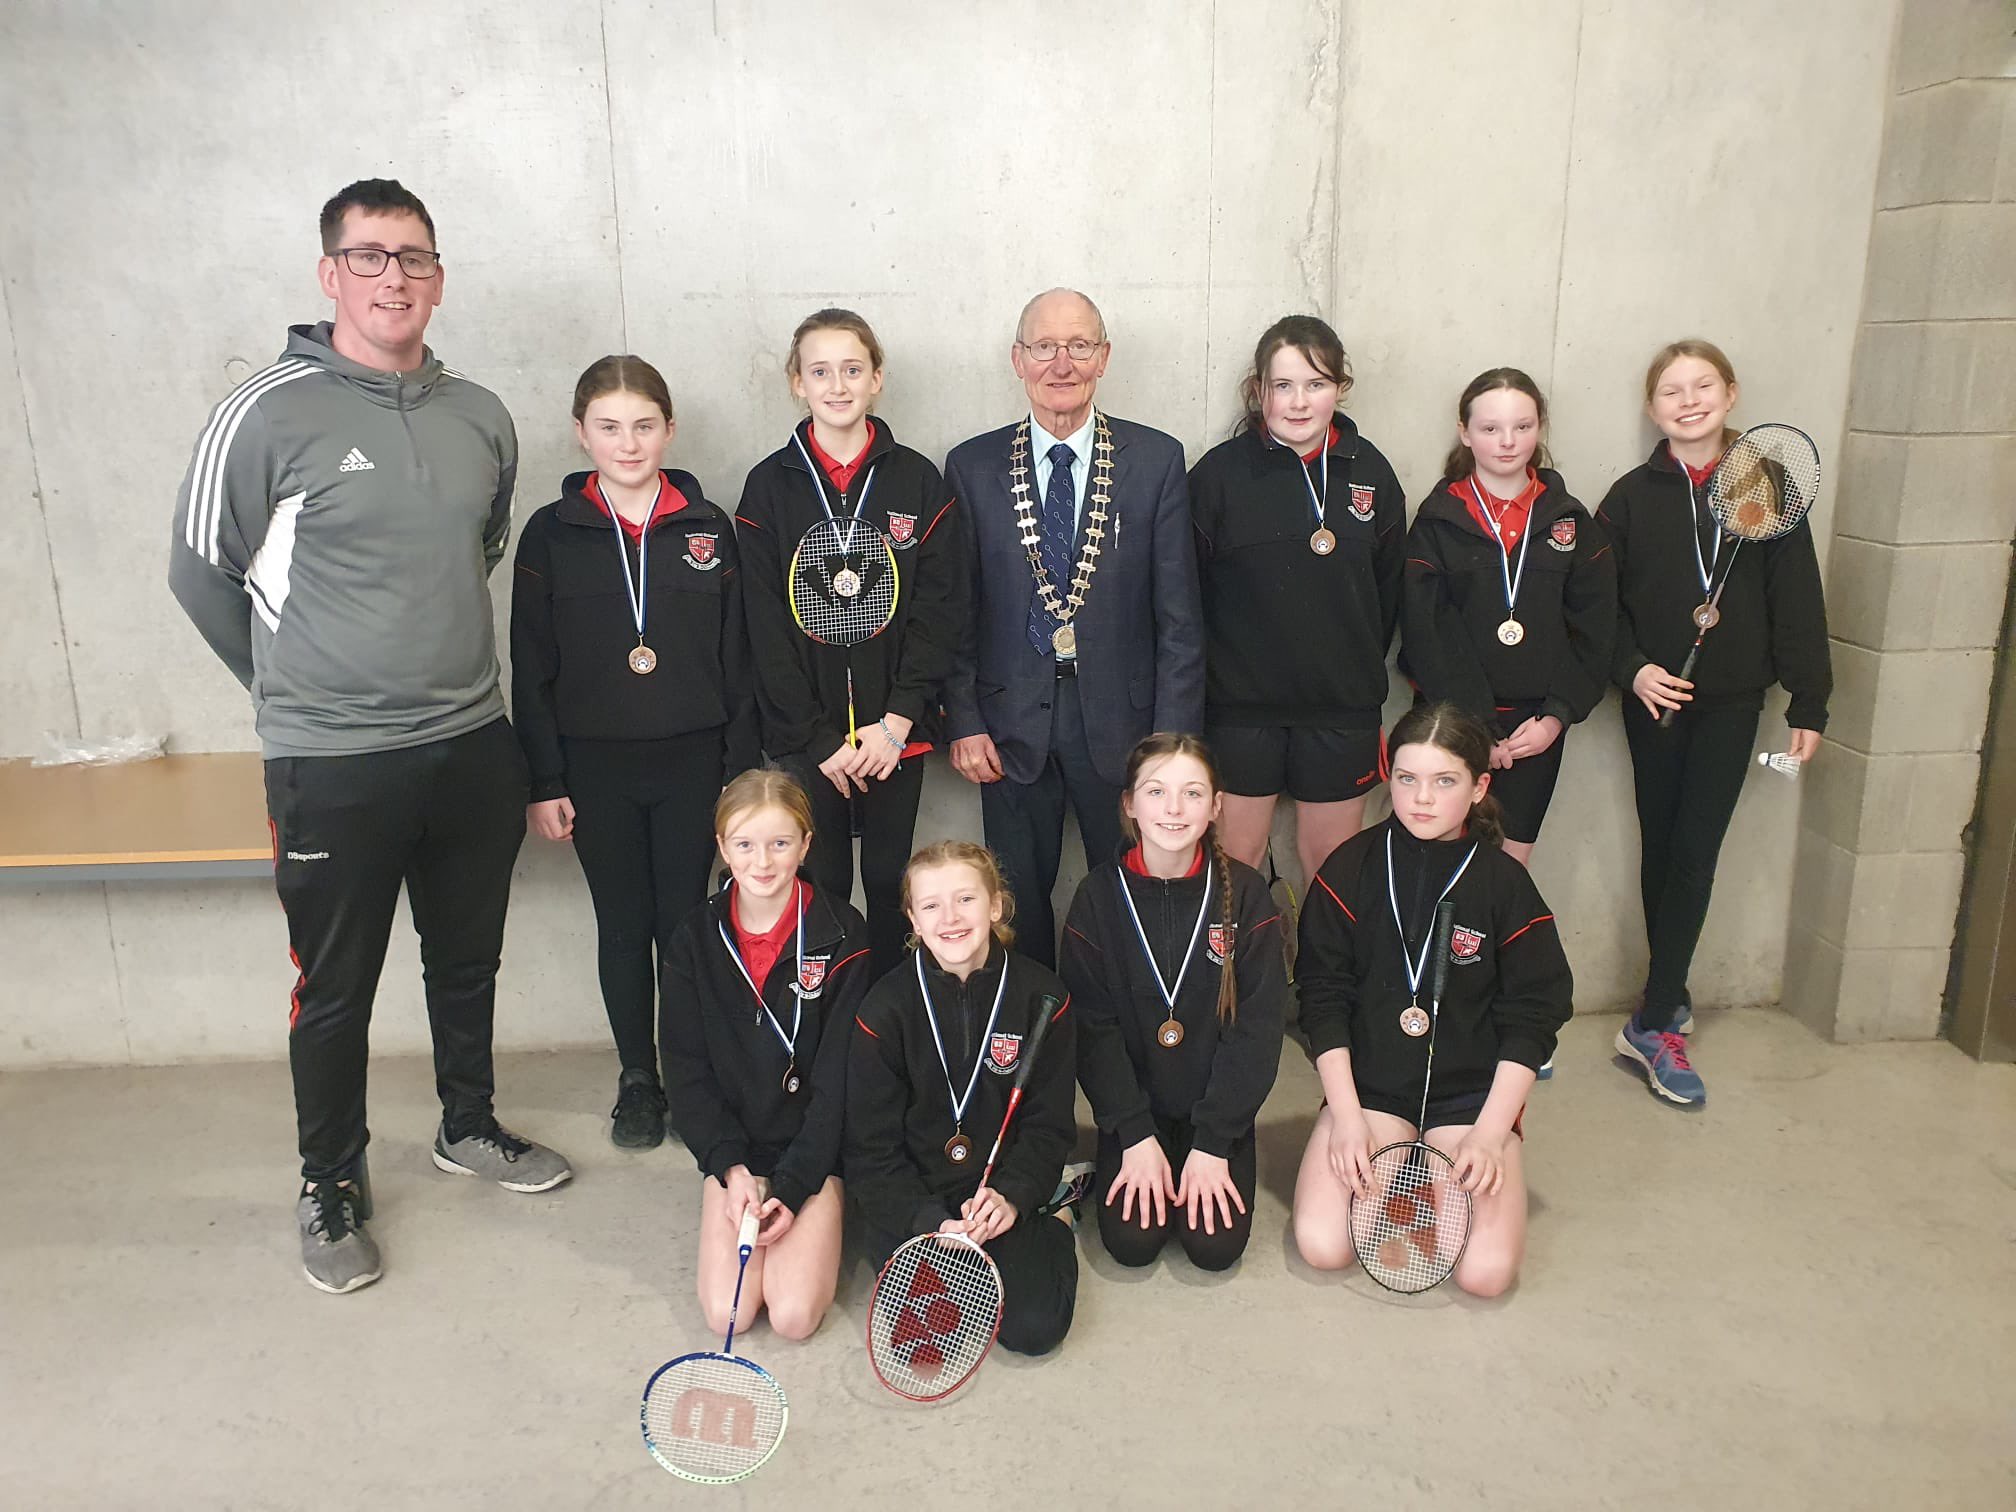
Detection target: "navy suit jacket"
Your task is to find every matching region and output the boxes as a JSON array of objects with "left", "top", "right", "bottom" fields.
[{"left": 943, "top": 413, "right": 1204, "bottom": 788}]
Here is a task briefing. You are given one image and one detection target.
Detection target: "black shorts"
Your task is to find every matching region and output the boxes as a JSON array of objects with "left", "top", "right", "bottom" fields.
[
  {"left": 1484, "top": 712, "right": 1567, "bottom": 844},
  {"left": 1350, "top": 1089, "right": 1526, "bottom": 1138},
  {"left": 1207, "top": 723, "right": 1383, "bottom": 804}
]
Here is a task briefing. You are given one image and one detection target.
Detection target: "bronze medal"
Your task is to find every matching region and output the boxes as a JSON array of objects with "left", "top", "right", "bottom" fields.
[
  {"left": 833, "top": 567, "right": 862, "bottom": 599},
  {"left": 1692, "top": 602, "right": 1721, "bottom": 631},
  {"left": 628, "top": 644, "right": 658, "bottom": 674},
  {"left": 1157, "top": 1016, "right": 1185, "bottom": 1049},
  {"left": 1051, "top": 622, "right": 1077, "bottom": 657},
  {"left": 1495, "top": 619, "right": 1525, "bottom": 647},
  {"left": 1399, "top": 1004, "right": 1431, "bottom": 1037},
  {"left": 944, "top": 1132, "right": 972, "bottom": 1165},
  {"left": 782, "top": 1065, "right": 801, "bottom": 1096},
  {"left": 1310, "top": 527, "right": 1337, "bottom": 556}
]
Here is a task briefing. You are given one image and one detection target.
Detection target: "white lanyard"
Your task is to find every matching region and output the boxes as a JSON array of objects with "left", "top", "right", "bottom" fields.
[
  {"left": 1472, "top": 477, "right": 1534, "bottom": 622},
  {"left": 1680, "top": 460, "right": 1725, "bottom": 596},
  {"left": 1385, "top": 830, "right": 1479, "bottom": 1003},
  {"left": 717, "top": 884, "right": 805, "bottom": 1063},
  {"left": 1115, "top": 857, "right": 1212, "bottom": 1014},
  {"left": 790, "top": 429, "right": 879, "bottom": 527},
  {"left": 915, "top": 947, "right": 1009, "bottom": 1130},
  {"left": 1274, "top": 431, "right": 1328, "bottom": 533},
  {"left": 607, "top": 479, "right": 656, "bottom": 642}
]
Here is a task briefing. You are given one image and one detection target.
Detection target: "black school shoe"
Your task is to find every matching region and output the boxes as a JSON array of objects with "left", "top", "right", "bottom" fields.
[{"left": 610, "top": 1068, "right": 667, "bottom": 1150}]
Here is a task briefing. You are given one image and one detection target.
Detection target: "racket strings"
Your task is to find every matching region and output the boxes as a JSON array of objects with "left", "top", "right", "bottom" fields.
[
  {"left": 868, "top": 1237, "right": 1002, "bottom": 1400},
  {"left": 1350, "top": 1143, "right": 1471, "bottom": 1293},
  {"left": 1710, "top": 427, "right": 1821, "bottom": 542},
  {"left": 788, "top": 518, "right": 898, "bottom": 646},
  {"left": 642, "top": 1353, "right": 787, "bottom": 1483}
]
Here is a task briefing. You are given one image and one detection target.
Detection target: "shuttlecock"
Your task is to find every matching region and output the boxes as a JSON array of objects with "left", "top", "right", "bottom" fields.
[{"left": 1757, "top": 752, "right": 1803, "bottom": 777}]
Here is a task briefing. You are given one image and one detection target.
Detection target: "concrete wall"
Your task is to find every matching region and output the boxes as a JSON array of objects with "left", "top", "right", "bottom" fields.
[{"left": 0, "top": 0, "right": 1899, "bottom": 1067}]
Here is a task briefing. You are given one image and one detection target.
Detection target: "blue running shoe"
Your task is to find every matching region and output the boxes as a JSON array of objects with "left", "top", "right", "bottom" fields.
[
  {"left": 1535, "top": 1057, "right": 1556, "bottom": 1081},
  {"left": 1615, "top": 1015, "right": 1706, "bottom": 1106}
]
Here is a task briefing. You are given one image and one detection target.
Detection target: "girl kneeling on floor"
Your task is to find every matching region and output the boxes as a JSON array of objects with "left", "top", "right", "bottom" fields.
[
  {"left": 1061, "top": 733, "right": 1287, "bottom": 1271},
  {"left": 848, "top": 841, "right": 1081, "bottom": 1355},
  {"left": 1291, "top": 703, "right": 1572, "bottom": 1296},
  {"left": 659, "top": 769, "right": 870, "bottom": 1339}
]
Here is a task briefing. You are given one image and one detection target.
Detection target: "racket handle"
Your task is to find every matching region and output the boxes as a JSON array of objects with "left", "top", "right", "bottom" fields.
[
  {"left": 1427, "top": 899, "right": 1456, "bottom": 1012},
  {"left": 1656, "top": 642, "right": 1704, "bottom": 730},
  {"left": 737, "top": 1208, "right": 760, "bottom": 1257},
  {"left": 976, "top": 994, "right": 1065, "bottom": 1190}
]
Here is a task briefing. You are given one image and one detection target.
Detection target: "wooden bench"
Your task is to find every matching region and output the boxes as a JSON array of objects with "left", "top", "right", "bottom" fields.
[{"left": 0, "top": 753, "right": 272, "bottom": 883}]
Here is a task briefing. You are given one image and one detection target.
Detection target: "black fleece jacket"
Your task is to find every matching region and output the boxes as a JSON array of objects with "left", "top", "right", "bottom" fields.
[
  {"left": 1061, "top": 850, "right": 1286, "bottom": 1155},
  {"left": 1298, "top": 819, "right": 1573, "bottom": 1120},
  {"left": 847, "top": 946, "right": 1075, "bottom": 1239},
  {"left": 1399, "top": 470, "right": 1616, "bottom": 733},
  {"left": 659, "top": 882, "right": 871, "bottom": 1214},
  {"left": 736, "top": 419, "right": 963, "bottom": 757},
  {"left": 1188, "top": 416, "right": 1406, "bottom": 726},
  {"left": 1597, "top": 441, "right": 1831, "bottom": 730},
  {"left": 510, "top": 469, "right": 759, "bottom": 800}
]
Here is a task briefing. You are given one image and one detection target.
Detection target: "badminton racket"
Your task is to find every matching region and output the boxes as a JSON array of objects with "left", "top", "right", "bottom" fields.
[
  {"left": 866, "top": 991, "right": 1063, "bottom": 1401},
  {"left": 1351, "top": 898, "right": 1472, "bottom": 1294},
  {"left": 641, "top": 1210, "right": 787, "bottom": 1483},
  {"left": 788, "top": 514, "right": 899, "bottom": 835},
  {"left": 1659, "top": 423, "right": 1822, "bottom": 729}
]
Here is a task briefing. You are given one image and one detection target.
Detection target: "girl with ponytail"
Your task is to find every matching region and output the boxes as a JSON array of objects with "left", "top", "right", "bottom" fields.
[
  {"left": 1059, "top": 733, "right": 1289, "bottom": 1272},
  {"left": 1291, "top": 703, "right": 1572, "bottom": 1297}
]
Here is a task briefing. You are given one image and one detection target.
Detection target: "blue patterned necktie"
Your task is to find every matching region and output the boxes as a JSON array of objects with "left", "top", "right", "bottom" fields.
[{"left": 1028, "top": 440, "right": 1079, "bottom": 653}]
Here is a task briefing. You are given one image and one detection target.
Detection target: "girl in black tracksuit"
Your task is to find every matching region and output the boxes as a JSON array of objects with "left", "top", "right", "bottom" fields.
[
  {"left": 1599, "top": 339, "right": 1830, "bottom": 1107},
  {"left": 1401, "top": 367, "right": 1615, "bottom": 861},
  {"left": 1188, "top": 315, "right": 1406, "bottom": 887},
  {"left": 848, "top": 841, "right": 1080, "bottom": 1357},
  {"left": 1291, "top": 703, "right": 1573, "bottom": 1297},
  {"left": 1061, "top": 733, "right": 1287, "bottom": 1272},
  {"left": 512, "top": 355, "right": 759, "bottom": 1150},
  {"left": 660, "top": 769, "right": 870, "bottom": 1340},
  {"left": 737, "top": 309, "right": 965, "bottom": 974}
]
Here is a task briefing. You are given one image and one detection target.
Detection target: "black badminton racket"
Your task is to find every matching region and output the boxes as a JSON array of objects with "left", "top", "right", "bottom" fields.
[
  {"left": 788, "top": 514, "right": 899, "bottom": 834},
  {"left": 1659, "top": 423, "right": 1822, "bottom": 729}
]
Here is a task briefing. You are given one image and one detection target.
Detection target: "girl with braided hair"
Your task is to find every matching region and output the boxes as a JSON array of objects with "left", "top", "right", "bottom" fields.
[{"left": 1060, "top": 733, "right": 1288, "bottom": 1271}]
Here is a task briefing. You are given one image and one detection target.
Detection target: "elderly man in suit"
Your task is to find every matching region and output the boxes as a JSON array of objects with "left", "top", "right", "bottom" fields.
[{"left": 945, "top": 288, "right": 1204, "bottom": 967}]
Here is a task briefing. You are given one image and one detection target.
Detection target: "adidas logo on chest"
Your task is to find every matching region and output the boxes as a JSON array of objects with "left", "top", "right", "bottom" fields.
[{"left": 337, "top": 447, "right": 375, "bottom": 472}]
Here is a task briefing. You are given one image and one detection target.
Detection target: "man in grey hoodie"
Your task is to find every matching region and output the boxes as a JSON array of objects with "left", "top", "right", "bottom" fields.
[{"left": 169, "top": 178, "right": 570, "bottom": 1295}]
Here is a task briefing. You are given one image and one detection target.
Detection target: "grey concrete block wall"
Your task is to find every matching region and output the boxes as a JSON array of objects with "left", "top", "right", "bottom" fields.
[
  {"left": 1788, "top": 2, "right": 2016, "bottom": 1043},
  {"left": 0, "top": 0, "right": 1910, "bottom": 1066}
]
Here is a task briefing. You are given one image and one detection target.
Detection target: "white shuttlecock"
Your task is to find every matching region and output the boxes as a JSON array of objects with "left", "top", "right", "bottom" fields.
[{"left": 1757, "top": 752, "right": 1803, "bottom": 777}]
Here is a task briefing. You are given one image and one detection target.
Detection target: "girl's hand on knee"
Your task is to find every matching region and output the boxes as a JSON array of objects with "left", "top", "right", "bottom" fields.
[
  {"left": 1327, "top": 1110, "right": 1374, "bottom": 1198},
  {"left": 1107, "top": 1137, "right": 1174, "bottom": 1228},
  {"left": 1175, "top": 1149, "right": 1245, "bottom": 1236},
  {"left": 753, "top": 1196, "right": 793, "bottom": 1245},
  {"left": 1451, "top": 1128, "right": 1509, "bottom": 1196}
]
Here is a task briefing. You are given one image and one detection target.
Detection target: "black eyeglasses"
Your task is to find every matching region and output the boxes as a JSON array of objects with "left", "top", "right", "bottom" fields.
[
  {"left": 330, "top": 247, "right": 443, "bottom": 279},
  {"left": 1018, "top": 339, "right": 1103, "bottom": 363}
]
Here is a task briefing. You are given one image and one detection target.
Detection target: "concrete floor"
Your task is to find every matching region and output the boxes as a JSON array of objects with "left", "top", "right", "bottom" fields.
[{"left": 4, "top": 1008, "right": 2013, "bottom": 1511}]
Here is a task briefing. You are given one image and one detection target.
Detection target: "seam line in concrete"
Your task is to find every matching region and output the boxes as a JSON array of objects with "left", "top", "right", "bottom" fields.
[
  {"left": 0, "top": 255, "right": 84, "bottom": 739},
  {"left": 1547, "top": 0, "right": 1588, "bottom": 394},
  {"left": 98, "top": 882, "right": 134, "bottom": 1064},
  {"left": 1859, "top": 317, "right": 2016, "bottom": 328},
  {"left": 598, "top": 0, "right": 629, "bottom": 348}
]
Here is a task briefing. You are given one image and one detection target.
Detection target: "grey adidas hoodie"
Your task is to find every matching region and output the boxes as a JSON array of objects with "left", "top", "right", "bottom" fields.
[{"left": 169, "top": 322, "right": 518, "bottom": 757}]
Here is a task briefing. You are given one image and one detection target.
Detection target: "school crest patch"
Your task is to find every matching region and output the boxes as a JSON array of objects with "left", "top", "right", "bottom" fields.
[
  {"left": 1548, "top": 517, "right": 1577, "bottom": 553},
  {"left": 1207, "top": 922, "right": 1236, "bottom": 965},
  {"left": 794, "top": 955, "right": 828, "bottom": 996},
  {"left": 1347, "top": 484, "right": 1377, "bottom": 522},
  {"left": 1450, "top": 925, "right": 1486, "bottom": 962},
  {"left": 887, "top": 511, "right": 918, "bottom": 548},
  {"left": 684, "top": 532, "right": 721, "bottom": 570},
  {"left": 986, "top": 1032, "right": 1022, "bottom": 1074}
]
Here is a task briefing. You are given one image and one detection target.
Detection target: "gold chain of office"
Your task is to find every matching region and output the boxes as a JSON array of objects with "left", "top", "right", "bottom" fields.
[{"left": 1011, "top": 411, "right": 1113, "bottom": 658}]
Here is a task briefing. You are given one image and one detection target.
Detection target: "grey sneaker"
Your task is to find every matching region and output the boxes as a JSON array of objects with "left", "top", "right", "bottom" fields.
[
  {"left": 297, "top": 1178, "right": 381, "bottom": 1295},
  {"left": 432, "top": 1121, "right": 572, "bottom": 1193}
]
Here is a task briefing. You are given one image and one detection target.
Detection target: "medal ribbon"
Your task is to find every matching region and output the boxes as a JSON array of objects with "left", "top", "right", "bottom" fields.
[
  {"left": 1680, "top": 458, "right": 1734, "bottom": 599},
  {"left": 608, "top": 478, "right": 656, "bottom": 644},
  {"left": 790, "top": 428, "right": 880, "bottom": 558},
  {"left": 915, "top": 947, "right": 1009, "bottom": 1132},
  {"left": 1385, "top": 830, "right": 1480, "bottom": 1005},
  {"left": 1472, "top": 477, "right": 1534, "bottom": 626},
  {"left": 1114, "top": 858, "right": 1213, "bottom": 1017},
  {"left": 1275, "top": 431, "right": 1328, "bottom": 534},
  {"left": 717, "top": 881, "right": 806, "bottom": 1065}
]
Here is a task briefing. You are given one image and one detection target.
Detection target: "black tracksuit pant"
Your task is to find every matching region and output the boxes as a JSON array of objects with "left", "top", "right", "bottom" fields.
[
  {"left": 565, "top": 729, "right": 725, "bottom": 1075},
  {"left": 865, "top": 1213, "right": 1079, "bottom": 1357},
  {"left": 265, "top": 717, "right": 527, "bottom": 1184},
  {"left": 1621, "top": 697, "right": 1761, "bottom": 1029},
  {"left": 1094, "top": 1120, "right": 1257, "bottom": 1271},
  {"left": 780, "top": 750, "right": 925, "bottom": 974}
]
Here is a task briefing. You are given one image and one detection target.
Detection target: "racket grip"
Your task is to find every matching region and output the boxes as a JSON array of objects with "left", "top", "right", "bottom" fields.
[
  {"left": 1015, "top": 993, "right": 1065, "bottom": 1094},
  {"left": 737, "top": 1208, "right": 760, "bottom": 1256},
  {"left": 1428, "top": 899, "right": 1456, "bottom": 1011},
  {"left": 1656, "top": 643, "right": 1704, "bottom": 730}
]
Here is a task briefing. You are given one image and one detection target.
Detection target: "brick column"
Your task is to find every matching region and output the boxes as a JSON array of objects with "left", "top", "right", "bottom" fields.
[{"left": 1783, "top": 2, "right": 2016, "bottom": 1041}]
